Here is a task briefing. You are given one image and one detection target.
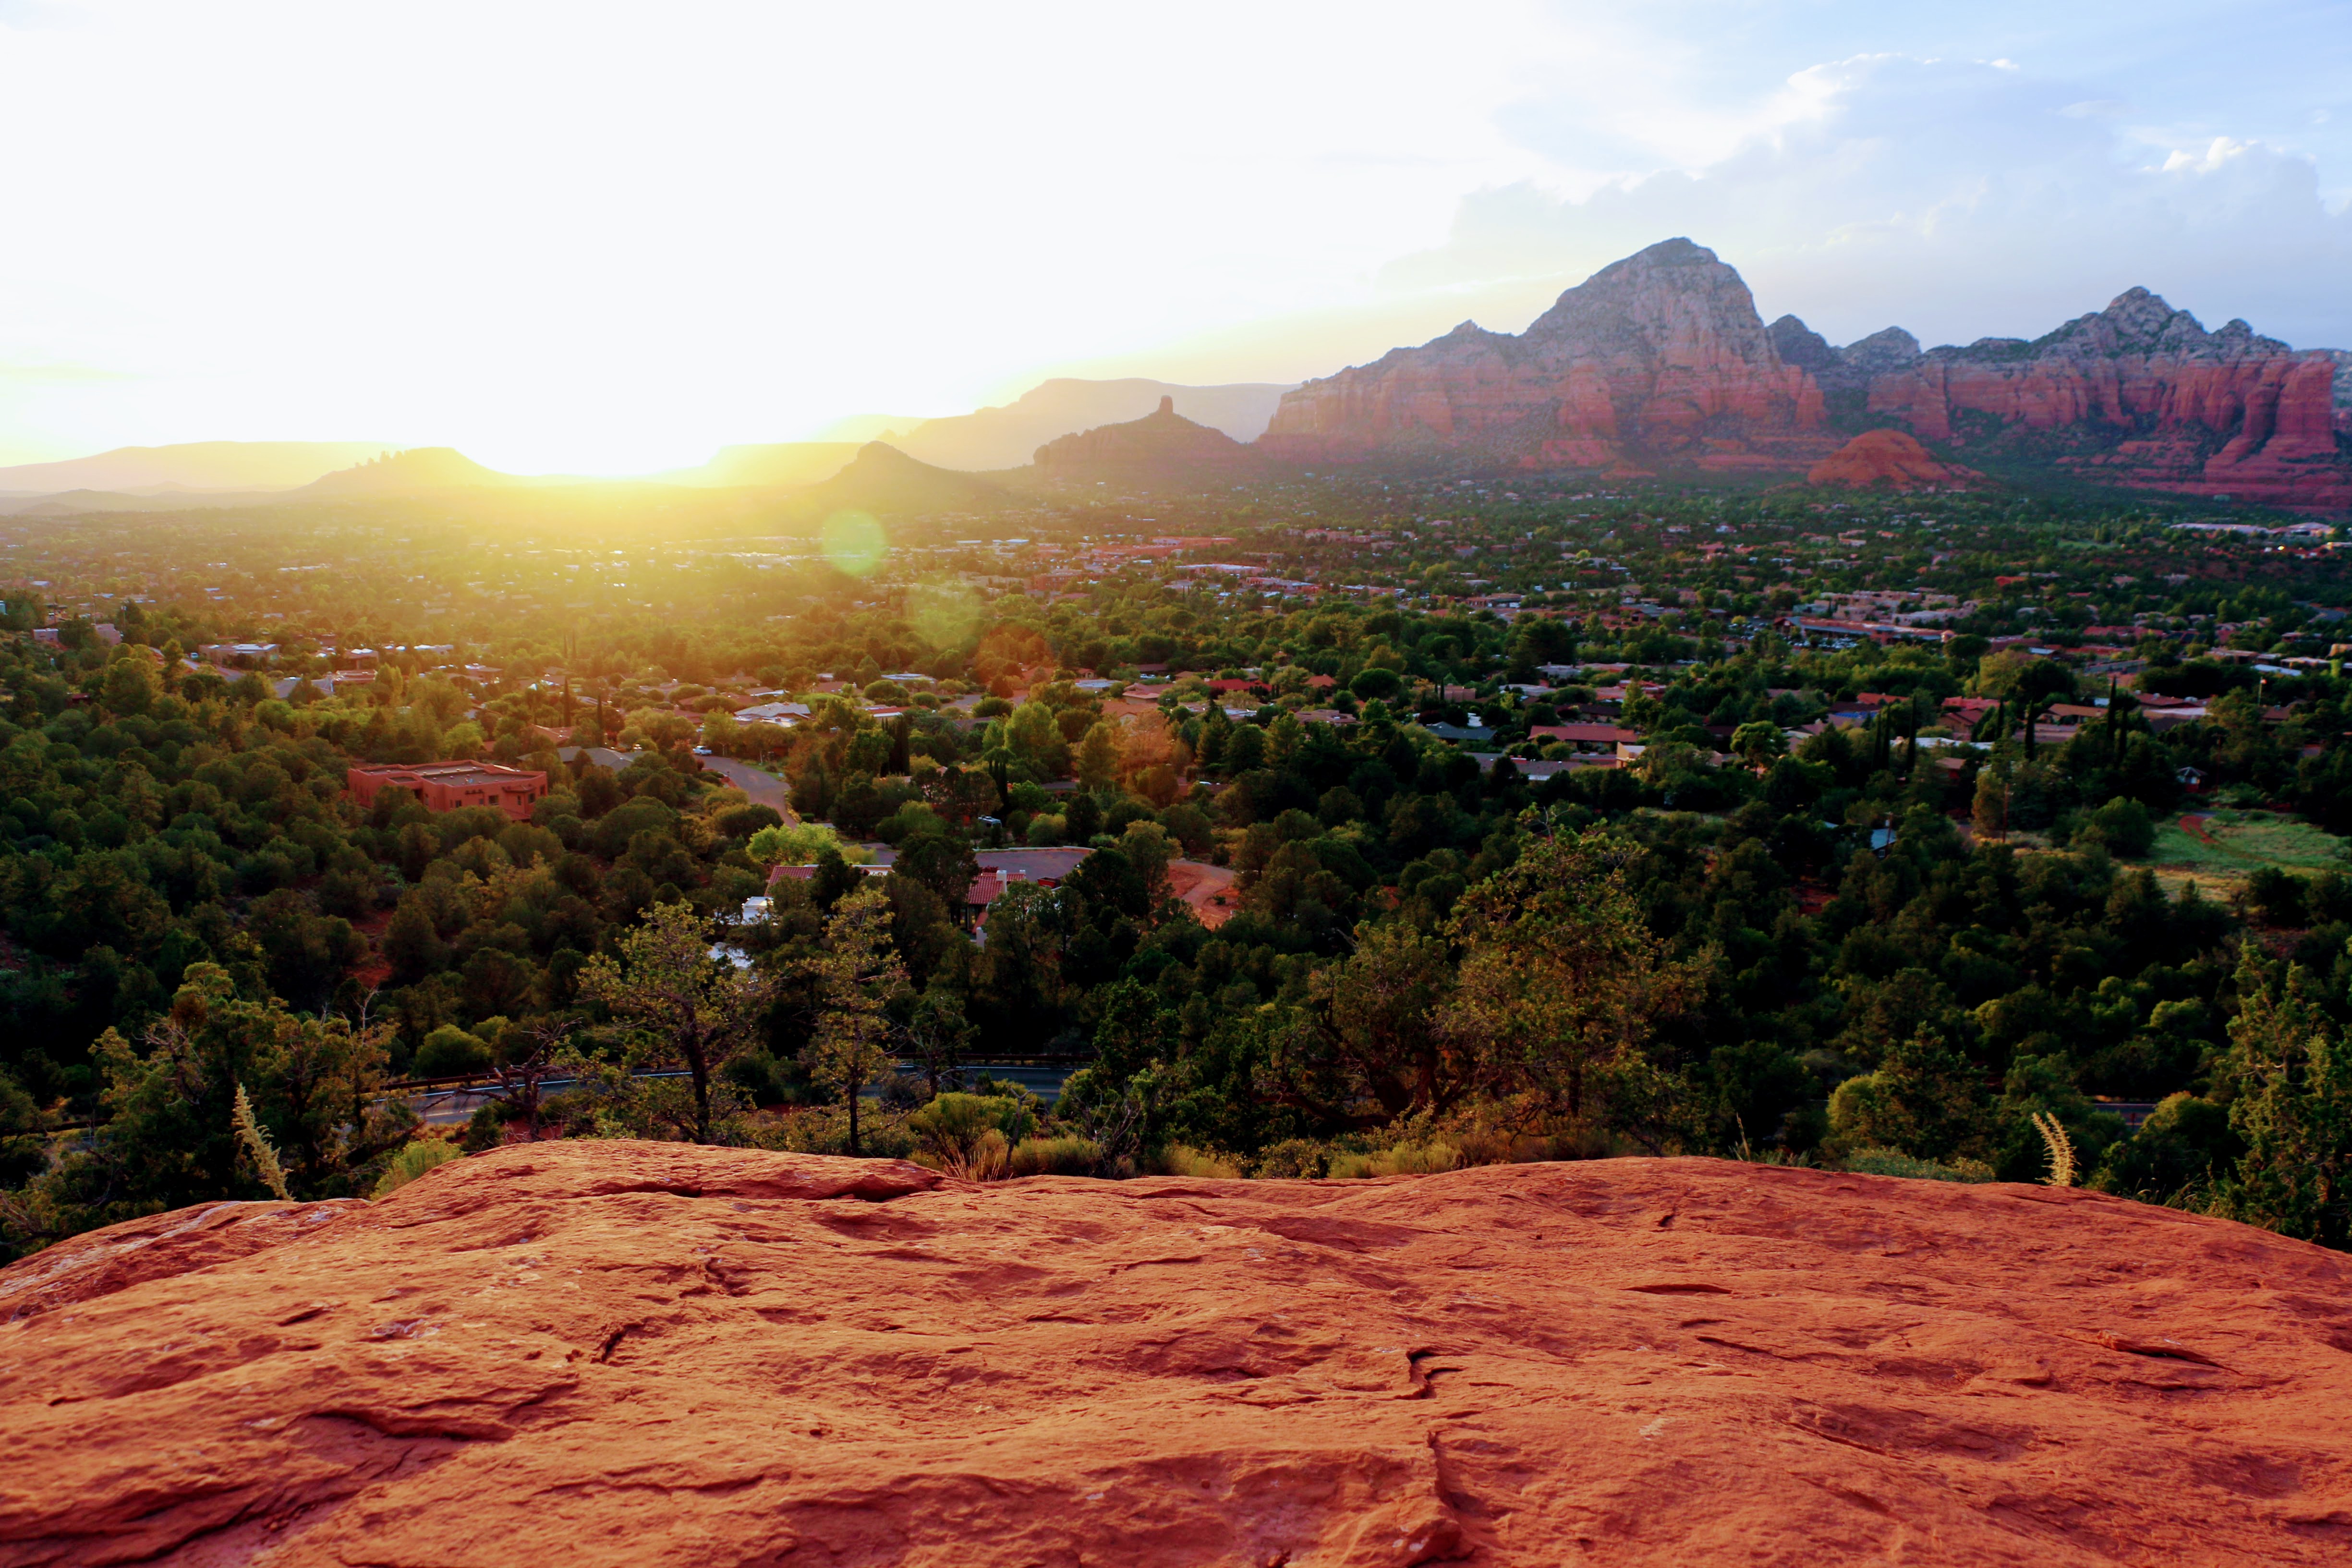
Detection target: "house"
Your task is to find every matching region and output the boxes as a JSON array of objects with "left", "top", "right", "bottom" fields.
[
  {"left": 1528, "top": 723, "right": 1638, "bottom": 754},
  {"left": 737, "top": 701, "right": 812, "bottom": 727},
  {"left": 1941, "top": 696, "right": 1999, "bottom": 728},
  {"left": 967, "top": 847, "right": 1093, "bottom": 937},
  {"left": 346, "top": 761, "right": 548, "bottom": 820},
  {"left": 199, "top": 642, "right": 279, "bottom": 666}
]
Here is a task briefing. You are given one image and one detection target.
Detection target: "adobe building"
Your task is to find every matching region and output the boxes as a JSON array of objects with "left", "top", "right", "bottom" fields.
[{"left": 347, "top": 761, "right": 548, "bottom": 820}]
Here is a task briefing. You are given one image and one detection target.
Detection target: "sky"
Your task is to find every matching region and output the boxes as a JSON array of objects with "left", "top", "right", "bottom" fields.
[{"left": 1, "top": 0, "right": 2348, "bottom": 474}]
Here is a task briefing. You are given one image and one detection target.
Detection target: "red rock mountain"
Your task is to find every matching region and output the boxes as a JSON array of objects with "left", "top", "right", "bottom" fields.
[
  {"left": 1808, "top": 428, "right": 1986, "bottom": 491},
  {"left": 1032, "top": 395, "right": 1271, "bottom": 488},
  {"left": 1261, "top": 239, "right": 1836, "bottom": 474},
  {"left": 1263, "top": 240, "right": 2352, "bottom": 511},
  {"left": 7, "top": 1141, "right": 2351, "bottom": 1566},
  {"left": 1848, "top": 289, "right": 2352, "bottom": 511}
]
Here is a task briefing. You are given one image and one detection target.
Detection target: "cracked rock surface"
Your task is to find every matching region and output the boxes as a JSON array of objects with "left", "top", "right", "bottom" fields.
[{"left": 3, "top": 1143, "right": 2350, "bottom": 1565}]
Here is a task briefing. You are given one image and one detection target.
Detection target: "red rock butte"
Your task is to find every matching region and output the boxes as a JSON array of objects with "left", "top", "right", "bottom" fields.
[
  {"left": 1807, "top": 429, "right": 1987, "bottom": 491},
  {"left": 4, "top": 1143, "right": 2350, "bottom": 1566},
  {"left": 1261, "top": 239, "right": 1835, "bottom": 477},
  {"left": 1033, "top": 396, "right": 1271, "bottom": 488},
  {"left": 1258, "top": 238, "right": 2352, "bottom": 512}
]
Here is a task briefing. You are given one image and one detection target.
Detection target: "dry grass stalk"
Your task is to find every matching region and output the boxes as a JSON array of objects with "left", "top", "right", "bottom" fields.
[
  {"left": 2031, "top": 1111, "right": 2076, "bottom": 1189},
  {"left": 233, "top": 1082, "right": 292, "bottom": 1202}
]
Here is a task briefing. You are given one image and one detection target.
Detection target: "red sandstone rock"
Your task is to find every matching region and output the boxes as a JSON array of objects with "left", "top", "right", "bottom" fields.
[
  {"left": 5, "top": 1143, "right": 2351, "bottom": 1566},
  {"left": 1866, "top": 289, "right": 2352, "bottom": 512},
  {"left": 1261, "top": 239, "right": 1834, "bottom": 472},
  {"left": 1266, "top": 242, "right": 2352, "bottom": 513},
  {"left": 1807, "top": 429, "right": 1986, "bottom": 491}
]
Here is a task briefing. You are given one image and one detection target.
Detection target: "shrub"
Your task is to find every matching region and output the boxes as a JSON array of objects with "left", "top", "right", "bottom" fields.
[
  {"left": 907, "top": 1092, "right": 1030, "bottom": 1178},
  {"left": 1327, "top": 1141, "right": 1465, "bottom": 1179},
  {"left": 412, "top": 1025, "right": 492, "bottom": 1078},
  {"left": 1252, "top": 1137, "right": 1331, "bottom": 1178},
  {"left": 2078, "top": 795, "right": 2156, "bottom": 859},
  {"left": 373, "top": 1137, "right": 462, "bottom": 1198},
  {"left": 1006, "top": 1135, "right": 1104, "bottom": 1177},
  {"left": 1151, "top": 1143, "right": 1242, "bottom": 1178},
  {"left": 2243, "top": 865, "right": 2309, "bottom": 928},
  {"left": 1843, "top": 1147, "right": 1996, "bottom": 1183}
]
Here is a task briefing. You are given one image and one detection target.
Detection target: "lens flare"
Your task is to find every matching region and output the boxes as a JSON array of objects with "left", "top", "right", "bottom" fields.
[
  {"left": 906, "top": 581, "right": 982, "bottom": 647},
  {"left": 820, "top": 510, "right": 887, "bottom": 577}
]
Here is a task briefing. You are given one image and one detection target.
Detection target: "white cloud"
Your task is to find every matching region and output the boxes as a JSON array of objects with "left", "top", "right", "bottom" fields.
[
  {"left": 1331, "top": 54, "right": 2352, "bottom": 357},
  {"left": 0, "top": 5, "right": 2346, "bottom": 467}
]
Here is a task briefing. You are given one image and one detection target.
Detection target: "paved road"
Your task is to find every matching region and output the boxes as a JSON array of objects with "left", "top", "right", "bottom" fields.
[
  {"left": 558, "top": 748, "right": 794, "bottom": 821},
  {"left": 403, "top": 1062, "right": 1077, "bottom": 1123},
  {"left": 697, "top": 756, "right": 794, "bottom": 818},
  {"left": 558, "top": 745, "right": 639, "bottom": 770}
]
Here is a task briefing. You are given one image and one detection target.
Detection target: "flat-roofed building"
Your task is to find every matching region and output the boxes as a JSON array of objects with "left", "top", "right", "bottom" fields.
[{"left": 346, "top": 761, "right": 548, "bottom": 820}]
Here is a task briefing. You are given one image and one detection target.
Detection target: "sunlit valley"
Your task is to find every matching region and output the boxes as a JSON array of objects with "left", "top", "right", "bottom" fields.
[{"left": 6, "top": 5, "right": 2352, "bottom": 1562}]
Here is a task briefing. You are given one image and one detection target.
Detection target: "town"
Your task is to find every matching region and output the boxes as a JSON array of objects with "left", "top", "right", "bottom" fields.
[{"left": 0, "top": 468, "right": 2346, "bottom": 1249}]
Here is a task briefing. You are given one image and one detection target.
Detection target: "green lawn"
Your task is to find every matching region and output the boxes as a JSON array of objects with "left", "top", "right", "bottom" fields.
[{"left": 2147, "top": 808, "right": 2352, "bottom": 893}]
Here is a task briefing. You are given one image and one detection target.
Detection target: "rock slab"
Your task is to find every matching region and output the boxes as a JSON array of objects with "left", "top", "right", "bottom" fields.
[{"left": 4, "top": 1144, "right": 2350, "bottom": 1566}]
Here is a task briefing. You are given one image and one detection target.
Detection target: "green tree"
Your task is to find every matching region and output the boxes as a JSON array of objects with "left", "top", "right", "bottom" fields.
[
  {"left": 747, "top": 819, "right": 863, "bottom": 866},
  {"left": 1730, "top": 720, "right": 1783, "bottom": 772},
  {"left": 902, "top": 983, "right": 977, "bottom": 1097},
  {"left": 1006, "top": 699, "right": 1069, "bottom": 778},
  {"left": 100, "top": 654, "right": 158, "bottom": 717},
  {"left": 1440, "top": 825, "right": 1705, "bottom": 1133},
  {"left": 1282, "top": 921, "right": 1461, "bottom": 1126},
  {"left": 1828, "top": 1032, "right": 1992, "bottom": 1163},
  {"left": 2210, "top": 948, "right": 2351, "bottom": 1246},
  {"left": 1, "top": 966, "right": 411, "bottom": 1256},
  {"left": 1074, "top": 721, "right": 1122, "bottom": 791},
  {"left": 578, "top": 900, "right": 776, "bottom": 1143},
  {"left": 804, "top": 882, "right": 906, "bottom": 1155}
]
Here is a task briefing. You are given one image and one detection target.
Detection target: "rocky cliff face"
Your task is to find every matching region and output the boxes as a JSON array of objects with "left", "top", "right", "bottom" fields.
[
  {"left": 1270, "top": 241, "right": 2352, "bottom": 511},
  {"left": 7, "top": 1141, "right": 2351, "bottom": 1567},
  {"left": 1261, "top": 238, "right": 1835, "bottom": 474},
  {"left": 1032, "top": 395, "right": 1270, "bottom": 487},
  {"left": 1835, "top": 288, "right": 2352, "bottom": 511}
]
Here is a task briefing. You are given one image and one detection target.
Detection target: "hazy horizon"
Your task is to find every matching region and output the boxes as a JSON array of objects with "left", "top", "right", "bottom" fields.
[{"left": 4, "top": 0, "right": 2348, "bottom": 475}]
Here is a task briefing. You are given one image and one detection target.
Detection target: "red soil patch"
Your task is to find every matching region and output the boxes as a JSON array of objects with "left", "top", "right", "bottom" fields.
[
  {"left": 1166, "top": 857, "right": 1237, "bottom": 929},
  {"left": 2181, "top": 813, "right": 2216, "bottom": 843},
  {"left": 5, "top": 1143, "right": 2349, "bottom": 1565}
]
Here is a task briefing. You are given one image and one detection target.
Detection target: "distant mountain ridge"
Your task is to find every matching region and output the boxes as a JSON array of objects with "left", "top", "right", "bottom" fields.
[
  {"left": 788, "top": 442, "right": 1007, "bottom": 516},
  {"left": 1264, "top": 237, "right": 2352, "bottom": 510},
  {"left": 871, "top": 378, "right": 1296, "bottom": 472},
  {"left": 1032, "top": 396, "right": 1269, "bottom": 488},
  {"left": 0, "top": 440, "right": 394, "bottom": 495},
  {"left": 658, "top": 444, "right": 861, "bottom": 489},
  {"left": 292, "top": 447, "right": 528, "bottom": 498},
  {"left": 11, "top": 265, "right": 2351, "bottom": 517}
]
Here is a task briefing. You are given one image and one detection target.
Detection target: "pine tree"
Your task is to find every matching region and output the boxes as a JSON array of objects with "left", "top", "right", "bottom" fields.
[
  {"left": 578, "top": 901, "right": 775, "bottom": 1144},
  {"left": 2213, "top": 948, "right": 2352, "bottom": 1246},
  {"left": 805, "top": 883, "right": 907, "bottom": 1155}
]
